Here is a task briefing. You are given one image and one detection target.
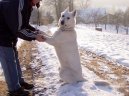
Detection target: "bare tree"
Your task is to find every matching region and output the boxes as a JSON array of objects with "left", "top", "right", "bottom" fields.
[
  {"left": 123, "top": 8, "right": 129, "bottom": 34},
  {"left": 65, "top": 0, "right": 73, "bottom": 11},
  {"left": 43, "top": 0, "right": 62, "bottom": 21},
  {"left": 104, "top": 10, "right": 107, "bottom": 30},
  {"left": 43, "top": 0, "right": 91, "bottom": 23},
  {"left": 55, "top": 0, "right": 63, "bottom": 21},
  {"left": 43, "top": 0, "right": 74, "bottom": 21},
  {"left": 76, "top": 0, "right": 90, "bottom": 9},
  {"left": 113, "top": 10, "right": 123, "bottom": 34},
  {"left": 91, "top": 9, "right": 102, "bottom": 28},
  {"left": 75, "top": 0, "right": 91, "bottom": 24},
  {"left": 30, "top": 7, "right": 41, "bottom": 24}
]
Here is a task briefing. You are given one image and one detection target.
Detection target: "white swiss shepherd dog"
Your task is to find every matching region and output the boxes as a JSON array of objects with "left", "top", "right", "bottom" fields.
[{"left": 42, "top": 8, "right": 84, "bottom": 84}]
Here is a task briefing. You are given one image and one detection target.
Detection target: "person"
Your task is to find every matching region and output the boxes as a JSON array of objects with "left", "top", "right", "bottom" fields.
[
  {"left": 21, "top": 0, "right": 40, "bottom": 32},
  {"left": 0, "top": 0, "right": 44, "bottom": 96}
]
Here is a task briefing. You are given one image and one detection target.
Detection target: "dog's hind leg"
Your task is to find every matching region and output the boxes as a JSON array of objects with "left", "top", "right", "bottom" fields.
[{"left": 59, "top": 68, "right": 78, "bottom": 84}]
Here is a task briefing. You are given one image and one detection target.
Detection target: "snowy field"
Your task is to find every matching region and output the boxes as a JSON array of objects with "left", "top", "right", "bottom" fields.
[
  {"left": 83, "top": 24, "right": 129, "bottom": 35},
  {"left": 31, "top": 42, "right": 123, "bottom": 96},
  {"left": 30, "top": 24, "right": 129, "bottom": 96},
  {"left": 0, "top": 24, "right": 128, "bottom": 95},
  {"left": 49, "top": 24, "right": 129, "bottom": 68}
]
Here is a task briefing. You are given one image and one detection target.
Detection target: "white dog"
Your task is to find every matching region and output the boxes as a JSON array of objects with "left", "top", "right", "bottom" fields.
[{"left": 42, "top": 8, "right": 84, "bottom": 83}]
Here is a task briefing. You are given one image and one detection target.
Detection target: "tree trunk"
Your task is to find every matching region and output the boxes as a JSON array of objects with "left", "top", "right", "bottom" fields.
[
  {"left": 105, "top": 23, "right": 106, "bottom": 30},
  {"left": 69, "top": 0, "right": 74, "bottom": 11},
  {"left": 126, "top": 27, "right": 128, "bottom": 35},
  {"left": 116, "top": 25, "right": 119, "bottom": 34},
  {"left": 54, "top": 0, "right": 62, "bottom": 21}
]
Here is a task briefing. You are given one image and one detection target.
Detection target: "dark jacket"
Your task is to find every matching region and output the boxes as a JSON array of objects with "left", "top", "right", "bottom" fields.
[
  {"left": 21, "top": 0, "right": 36, "bottom": 31},
  {"left": 0, "top": 0, "right": 36, "bottom": 47}
]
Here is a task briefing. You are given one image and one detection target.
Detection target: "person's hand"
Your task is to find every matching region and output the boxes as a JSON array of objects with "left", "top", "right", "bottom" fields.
[{"left": 35, "top": 34, "right": 46, "bottom": 42}]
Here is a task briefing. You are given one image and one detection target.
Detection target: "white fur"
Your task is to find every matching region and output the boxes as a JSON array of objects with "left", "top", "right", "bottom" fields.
[{"left": 43, "top": 8, "right": 84, "bottom": 83}]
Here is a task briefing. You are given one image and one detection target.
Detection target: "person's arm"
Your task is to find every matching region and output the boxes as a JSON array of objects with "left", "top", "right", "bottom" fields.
[
  {"left": 18, "top": 29, "right": 36, "bottom": 41},
  {"left": 23, "top": 3, "right": 37, "bottom": 31},
  {"left": 26, "top": 2, "right": 40, "bottom": 31},
  {"left": 27, "top": 24, "right": 37, "bottom": 31},
  {"left": 19, "top": 29, "right": 45, "bottom": 42}
]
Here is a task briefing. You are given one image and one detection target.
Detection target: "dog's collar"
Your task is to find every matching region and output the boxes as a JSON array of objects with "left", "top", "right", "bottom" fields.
[{"left": 59, "top": 27, "right": 75, "bottom": 32}]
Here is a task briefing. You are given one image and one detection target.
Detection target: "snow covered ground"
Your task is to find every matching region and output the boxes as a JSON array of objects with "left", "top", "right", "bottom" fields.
[
  {"left": 17, "top": 39, "right": 24, "bottom": 49},
  {"left": 83, "top": 24, "right": 129, "bottom": 35},
  {"left": 77, "top": 25, "right": 129, "bottom": 67},
  {"left": 32, "top": 42, "right": 123, "bottom": 96},
  {"left": 30, "top": 24, "right": 129, "bottom": 96},
  {"left": 0, "top": 24, "right": 128, "bottom": 95}
]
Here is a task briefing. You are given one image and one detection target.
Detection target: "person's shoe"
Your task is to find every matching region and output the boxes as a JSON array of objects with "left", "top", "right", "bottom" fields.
[
  {"left": 8, "top": 87, "right": 29, "bottom": 96},
  {"left": 20, "top": 82, "right": 34, "bottom": 90}
]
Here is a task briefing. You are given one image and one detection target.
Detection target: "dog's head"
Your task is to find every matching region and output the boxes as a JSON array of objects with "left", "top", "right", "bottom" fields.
[{"left": 58, "top": 7, "right": 77, "bottom": 29}]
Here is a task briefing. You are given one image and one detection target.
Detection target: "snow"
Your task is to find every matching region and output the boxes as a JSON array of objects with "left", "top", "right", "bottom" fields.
[
  {"left": 81, "top": 24, "right": 129, "bottom": 35},
  {"left": 30, "top": 24, "right": 129, "bottom": 96},
  {"left": 1, "top": 24, "right": 128, "bottom": 95},
  {"left": 17, "top": 38, "right": 24, "bottom": 49},
  {"left": 32, "top": 42, "right": 122, "bottom": 96},
  {"left": 77, "top": 25, "right": 129, "bottom": 67}
]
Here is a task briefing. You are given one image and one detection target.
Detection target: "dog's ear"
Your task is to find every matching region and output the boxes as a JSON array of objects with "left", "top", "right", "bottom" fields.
[
  {"left": 64, "top": 7, "right": 69, "bottom": 12},
  {"left": 72, "top": 10, "right": 77, "bottom": 17}
]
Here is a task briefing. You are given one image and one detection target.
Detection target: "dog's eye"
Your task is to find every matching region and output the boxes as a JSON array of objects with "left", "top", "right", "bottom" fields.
[
  {"left": 67, "top": 17, "right": 70, "bottom": 20},
  {"left": 62, "top": 15, "right": 65, "bottom": 17}
]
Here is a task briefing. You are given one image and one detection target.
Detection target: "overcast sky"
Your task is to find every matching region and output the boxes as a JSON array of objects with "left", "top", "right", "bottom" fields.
[
  {"left": 87, "top": 0, "right": 129, "bottom": 13},
  {"left": 90, "top": 0, "right": 129, "bottom": 9}
]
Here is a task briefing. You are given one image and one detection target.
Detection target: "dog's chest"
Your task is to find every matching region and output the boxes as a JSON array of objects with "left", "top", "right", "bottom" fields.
[
  {"left": 54, "top": 30, "right": 78, "bottom": 56},
  {"left": 55, "top": 30, "right": 76, "bottom": 44}
]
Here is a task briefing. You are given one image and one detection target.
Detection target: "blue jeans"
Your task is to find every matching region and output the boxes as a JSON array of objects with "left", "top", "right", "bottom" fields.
[{"left": 0, "top": 46, "right": 24, "bottom": 91}]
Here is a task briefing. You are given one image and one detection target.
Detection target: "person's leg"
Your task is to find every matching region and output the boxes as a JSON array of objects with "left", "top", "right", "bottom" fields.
[
  {"left": 13, "top": 47, "right": 24, "bottom": 83},
  {"left": 13, "top": 46, "right": 34, "bottom": 90},
  {"left": 0, "top": 46, "right": 20, "bottom": 91}
]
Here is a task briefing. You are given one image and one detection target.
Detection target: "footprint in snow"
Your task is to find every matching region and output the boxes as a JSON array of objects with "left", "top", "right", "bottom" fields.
[{"left": 94, "top": 81, "right": 113, "bottom": 92}]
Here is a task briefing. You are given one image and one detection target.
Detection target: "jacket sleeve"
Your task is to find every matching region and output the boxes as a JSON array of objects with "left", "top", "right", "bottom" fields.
[
  {"left": 27, "top": 24, "right": 37, "bottom": 31},
  {"left": 18, "top": 29, "right": 36, "bottom": 41}
]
